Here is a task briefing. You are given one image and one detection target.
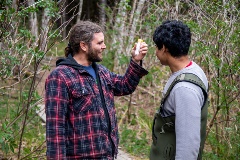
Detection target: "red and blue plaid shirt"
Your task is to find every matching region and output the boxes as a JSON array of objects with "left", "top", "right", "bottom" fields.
[{"left": 45, "top": 58, "right": 148, "bottom": 159}]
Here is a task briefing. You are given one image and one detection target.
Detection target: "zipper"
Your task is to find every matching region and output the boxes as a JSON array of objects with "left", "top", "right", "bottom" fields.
[{"left": 95, "top": 66, "right": 115, "bottom": 157}]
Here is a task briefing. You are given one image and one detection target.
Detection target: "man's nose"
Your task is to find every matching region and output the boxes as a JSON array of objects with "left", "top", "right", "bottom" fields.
[{"left": 102, "top": 43, "right": 106, "bottom": 49}]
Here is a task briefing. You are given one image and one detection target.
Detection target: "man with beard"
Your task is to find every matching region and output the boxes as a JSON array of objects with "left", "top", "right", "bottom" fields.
[{"left": 45, "top": 20, "right": 148, "bottom": 159}]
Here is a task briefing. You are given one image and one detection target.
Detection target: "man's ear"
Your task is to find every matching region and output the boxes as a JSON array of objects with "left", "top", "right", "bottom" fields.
[
  {"left": 80, "top": 41, "right": 88, "bottom": 52},
  {"left": 162, "top": 45, "right": 169, "bottom": 53}
]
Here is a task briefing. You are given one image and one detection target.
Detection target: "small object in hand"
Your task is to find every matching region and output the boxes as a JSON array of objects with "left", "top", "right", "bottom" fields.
[{"left": 135, "top": 39, "right": 144, "bottom": 55}]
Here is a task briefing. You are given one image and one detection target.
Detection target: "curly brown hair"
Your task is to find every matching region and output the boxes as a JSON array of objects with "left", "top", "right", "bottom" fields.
[{"left": 65, "top": 21, "right": 103, "bottom": 57}]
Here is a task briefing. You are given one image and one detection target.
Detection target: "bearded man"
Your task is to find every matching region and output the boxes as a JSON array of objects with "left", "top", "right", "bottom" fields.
[{"left": 45, "top": 20, "right": 148, "bottom": 160}]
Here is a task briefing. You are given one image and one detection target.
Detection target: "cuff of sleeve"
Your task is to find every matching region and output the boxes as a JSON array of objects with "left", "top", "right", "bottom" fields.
[{"left": 130, "top": 58, "right": 148, "bottom": 77}]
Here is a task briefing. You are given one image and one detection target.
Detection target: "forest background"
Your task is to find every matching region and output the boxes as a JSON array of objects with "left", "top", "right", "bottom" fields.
[{"left": 0, "top": 0, "right": 239, "bottom": 159}]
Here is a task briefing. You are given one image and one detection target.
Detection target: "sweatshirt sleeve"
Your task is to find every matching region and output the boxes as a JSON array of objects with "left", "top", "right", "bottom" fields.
[
  {"left": 110, "top": 58, "right": 148, "bottom": 96},
  {"left": 45, "top": 69, "right": 68, "bottom": 159},
  {"left": 170, "top": 84, "right": 203, "bottom": 160}
]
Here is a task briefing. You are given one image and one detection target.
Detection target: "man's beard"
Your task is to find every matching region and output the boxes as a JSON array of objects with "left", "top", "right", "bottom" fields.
[{"left": 87, "top": 47, "right": 102, "bottom": 62}]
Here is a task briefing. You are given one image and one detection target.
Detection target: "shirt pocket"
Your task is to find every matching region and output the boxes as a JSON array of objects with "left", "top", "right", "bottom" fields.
[
  {"left": 71, "top": 86, "right": 95, "bottom": 113},
  {"left": 104, "top": 77, "right": 115, "bottom": 92}
]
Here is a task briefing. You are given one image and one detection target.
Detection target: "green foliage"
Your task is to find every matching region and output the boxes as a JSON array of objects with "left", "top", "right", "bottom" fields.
[
  {"left": 38, "top": 0, "right": 59, "bottom": 18},
  {"left": 0, "top": 0, "right": 239, "bottom": 159},
  {"left": 117, "top": 106, "right": 152, "bottom": 159},
  {"left": 0, "top": 0, "right": 60, "bottom": 158},
  {"left": 0, "top": 122, "right": 17, "bottom": 155},
  {"left": 17, "top": 0, "right": 58, "bottom": 18},
  {"left": 109, "top": 0, "right": 239, "bottom": 159},
  {"left": 0, "top": 89, "right": 45, "bottom": 158},
  {"left": 47, "top": 41, "right": 67, "bottom": 57},
  {"left": 183, "top": 1, "right": 239, "bottom": 159},
  {"left": 120, "top": 125, "right": 150, "bottom": 158},
  {"left": 101, "top": 50, "right": 115, "bottom": 71},
  {"left": 118, "top": 54, "right": 130, "bottom": 66}
]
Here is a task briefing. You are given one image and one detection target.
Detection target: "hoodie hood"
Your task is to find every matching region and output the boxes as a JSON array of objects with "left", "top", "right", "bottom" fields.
[{"left": 56, "top": 54, "right": 98, "bottom": 71}]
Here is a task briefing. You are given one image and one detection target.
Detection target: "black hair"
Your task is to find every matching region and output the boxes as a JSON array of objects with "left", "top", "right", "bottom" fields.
[
  {"left": 153, "top": 20, "right": 191, "bottom": 57},
  {"left": 65, "top": 21, "right": 103, "bottom": 57}
]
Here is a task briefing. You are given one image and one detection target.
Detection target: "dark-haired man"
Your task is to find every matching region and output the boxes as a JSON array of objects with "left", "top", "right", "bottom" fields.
[
  {"left": 45, "top": 20, "right": 148, "bottom": 159},
  {"left": 150, "top": 20, "right": 208, "bottom": 160}
]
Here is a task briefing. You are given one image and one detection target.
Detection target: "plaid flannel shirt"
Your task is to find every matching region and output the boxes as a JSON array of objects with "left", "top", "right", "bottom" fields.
[{"left": 45, "top": 59, "right": 148, "bottom": 159}]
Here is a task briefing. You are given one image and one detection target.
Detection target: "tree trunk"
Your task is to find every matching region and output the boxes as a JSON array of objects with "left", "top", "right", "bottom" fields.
[
  {"left": 12, "top": 0, "right": 18, "bottom": 10},
  {"left": 129, "top": 0, "right": 137, "bottom": 26},
  {"left": 27, "top": 0, "right": 39, "bottom": 43},
  {"left": 126, "top": 0, "right": 146, "bottom": 55},
  {"left": 99, "top": 0, "right": 107, "bottom": 29},
  {"left": 39, "top": 8, "right": 51, "bottom": 52},
  {"left": 77, "top": 0, "right": 83, "bottom": 23},
  {"left": 112, "top": 0, "right": 128, "bottom": 72},
  {"left": 62, "top": 0, "right": 67, "bottom": 39}
]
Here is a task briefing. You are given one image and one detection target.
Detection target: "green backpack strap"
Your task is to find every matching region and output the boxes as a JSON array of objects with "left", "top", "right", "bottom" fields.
[
  {"left": 162, "top": 73, "right": 208, "bottom": 160},
  {"left": 160, "top": 73, "right": 208, "bottom": 108}
]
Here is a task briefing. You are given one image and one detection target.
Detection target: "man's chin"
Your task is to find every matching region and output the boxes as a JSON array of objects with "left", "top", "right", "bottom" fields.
[{"left": 91, "top": 58, "right": 102, "bottom": 62}]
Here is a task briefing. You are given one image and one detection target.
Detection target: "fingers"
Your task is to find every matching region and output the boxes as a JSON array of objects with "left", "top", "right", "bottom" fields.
[
  {"left": 131, "top": 42, "right": 148, "bottom": 62},
  {"left": 140, "top": 42, "right": 148, "bottom": 54}
]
